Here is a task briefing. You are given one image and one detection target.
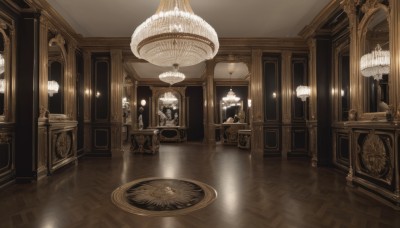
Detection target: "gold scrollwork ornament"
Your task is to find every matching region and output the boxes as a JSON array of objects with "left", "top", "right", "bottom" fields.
[
  {"left": 361, "top": 133, "right": 387, "bottom": 177},
  {"left": 55, "top": 132, "right": 72, "bottom": 159}
]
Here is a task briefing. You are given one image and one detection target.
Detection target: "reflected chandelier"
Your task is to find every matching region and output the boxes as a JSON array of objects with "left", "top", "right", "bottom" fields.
[
  {"left": 0, "top": 53, "right": 4, "bottom": 74},
  {"left": 160, "top": 92, "right": 178, "bottom": 105},
  {"left": 130, "top": 0, "right": 219, "bottom": 69},
  {"left": 159, "top": 64, "right": 185, "bottom": 85},
  {"left": 360, "top": 44, "right": 390, "bottom": 81},
  {"left": 48, "top": 80, "right": 59, "bottom": 97},
  {"left": 222, "top": 72, "right": 240, "bottom": 104},
  {"left": 296, "top": 85, "right": 310, "bottom": 102}
]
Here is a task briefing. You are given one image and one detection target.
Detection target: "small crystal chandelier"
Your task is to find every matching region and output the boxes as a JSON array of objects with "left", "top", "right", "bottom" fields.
[
  {"left": 296, "top": 85, "right": 310, "bottom": 102},
  {"left": 222, "top": 72, "right": 240, "bottom": 104},
  {"left": 48, "top": 80, "right": 60, "bottom": 97},
  {"left": 159, "top": 64, "right": 186, "bottom": 85},
  {"left": 130, "top": 0, "right": 219, "bottom": 69},
  {"left": 360, "top": 44, "right": 390, "bottom": 81},
  {"left": 160, "top": 92, "right": 178, "bottom": 105}
]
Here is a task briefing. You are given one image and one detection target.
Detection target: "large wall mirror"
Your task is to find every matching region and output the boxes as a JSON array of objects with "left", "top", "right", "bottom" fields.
[
  {"left": 48, "top": 34, "right": 67, "bottom": 115},
  {"left": 0, "top": 31, "right": 5, "bottom": 117},
  {"left": 360, "top": 7, "right": 389, "bottom": 115},
  {"left": 151, "top": 87, "right": 186, "bottom": 128},
  {"left": 0, "top": 24, "right": 11, "bottom": 121}
]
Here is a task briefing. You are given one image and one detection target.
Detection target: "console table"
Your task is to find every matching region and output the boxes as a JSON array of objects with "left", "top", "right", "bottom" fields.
[
  {"left": 130, "top": 129, "right": 160, "bottom": 154},
  {"left": 156, "top": 126, "right": 187, "bottom": 142},
  {"left": 238, "top": 129, "right": 251, "bottom": 149},
  {"left": 220, "top": 123, "right": 247, "bottom": 145}
]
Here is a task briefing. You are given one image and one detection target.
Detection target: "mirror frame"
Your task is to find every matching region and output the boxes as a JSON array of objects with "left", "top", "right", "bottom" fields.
[
  {"left": 150, "top": 87, "right": 186, "bottom": 128},
  {"left": 357, "top": 4, "right": 390, "bottom": 121},
  {"left": 48, "top": 34, "right": 68, "bottom": 118},
  {"left": 0, "top": 20, "right": 12, "bottom": 122}
]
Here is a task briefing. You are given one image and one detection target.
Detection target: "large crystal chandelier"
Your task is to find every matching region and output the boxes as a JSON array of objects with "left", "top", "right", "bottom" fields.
[
  {"left": 159, "top": 64, "right": 185, "bottom": 85},
  {"left": 130, "top": 0, "right": 219, "bottom": 70},
  {"left": 360, "top": 44, "right": 390, "bottom": 81}
]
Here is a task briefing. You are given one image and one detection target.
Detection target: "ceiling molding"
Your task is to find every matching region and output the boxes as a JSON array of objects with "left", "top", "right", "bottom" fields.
[
  {"left": 219, "top": 37, "right": 308, "bottom": 51},
  {"left": 27, "top": 0, "right": 82, "bottom": 43},
  {"left": 298, "top": 0, "right": 342, "bottom": 39}
]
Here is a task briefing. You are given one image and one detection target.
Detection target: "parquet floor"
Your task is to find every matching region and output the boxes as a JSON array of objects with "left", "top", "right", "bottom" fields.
[{"left": 1, "top": 143, "right": 400, "bottom": 228}]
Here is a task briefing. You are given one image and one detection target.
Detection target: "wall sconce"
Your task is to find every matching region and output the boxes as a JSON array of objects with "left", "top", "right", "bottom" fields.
[
  {"left": 140, "top": 99, "right": 146, "bottom": 107},
  {"left": 296, "top": 85, "right": 310, "bottom": 102},
  {"left": 247, "top": 99, "right": 252, "bottom": 108},
  {"left": 96, "top": 91, "right": 101, "bottom": 98},
  {"left": 48, "top": 80, "right": 59, "bottom": 97}
]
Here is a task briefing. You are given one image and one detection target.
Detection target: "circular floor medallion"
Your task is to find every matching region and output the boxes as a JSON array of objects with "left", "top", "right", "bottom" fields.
[{"left": 111, "top": 177, "right": 217, "bottom": 216}]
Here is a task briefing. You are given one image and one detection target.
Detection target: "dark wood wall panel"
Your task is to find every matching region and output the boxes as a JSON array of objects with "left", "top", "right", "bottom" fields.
[
  {"left": 89, "top": 54, "right": 111, "bottom": 156},
  {"left": 316, "top": 37, "right": 333, "bottom": 166},
  {"left": 291, "top": 55, "right": 308, "bottom": 121},
  {"left": 186, "top": 86, "right": 204, "bottom": 141},
  {"left": 263, "top": 54, "right": 282, "bottom": 157},
  {"left": 94, "top": 59, "right": 110, "bottom": 121},
  {"left": 15, "top": 13, "right": 40, "bottom": 181},
  {"left": 0, "top": 131, "right": 14, "bottom": 186},
  {"left": 290, "top": 127, "right": 308, "bottom": 157},
  {"left": 333, "top": 130, "right": 349, "bottom": 171},
  {"left": 76, "top": 51, "right": 84, "bottom": 156}
]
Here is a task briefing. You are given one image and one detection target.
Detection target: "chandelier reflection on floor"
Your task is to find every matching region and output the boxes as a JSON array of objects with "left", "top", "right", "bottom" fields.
[
  {"left": 360, "top": 44, "right": 390, "bottom": 81},
  {"left": 159, "top": 64, "right": 185, "bottom": 85}
]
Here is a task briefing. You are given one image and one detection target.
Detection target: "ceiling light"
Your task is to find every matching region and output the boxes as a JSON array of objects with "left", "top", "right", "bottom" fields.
[
  {"left": 159, "top": 64, "right": 186, "bottom": 85},
  {"left": 48, "top": 80, "right": 59, "bottom": 97},
  {"left": 360, "top": 44, "right": 390, "bottom": 81},
  {"left": 130, "top": 0, "right": 219, "bottom": 69},
  {"left": 296, "top": 85, "right": 310, "bottom": 102}
]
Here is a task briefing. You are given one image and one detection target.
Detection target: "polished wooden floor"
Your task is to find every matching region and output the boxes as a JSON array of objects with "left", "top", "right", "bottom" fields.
[{"left": 1, "top": 143, "right": 400, "bottom": 228}]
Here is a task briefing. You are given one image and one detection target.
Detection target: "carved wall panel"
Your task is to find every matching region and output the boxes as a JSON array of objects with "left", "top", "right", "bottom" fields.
[
  {"left": 0, "top": 131, "right": 14, "bottom": 186},
  {"left": 48, "top": 122, "right": 77, "bottom": 175},
  {"left": 332, "top": 128, "right": 350, "bottom": 171},
  {"left": 354, "top": 130, "right": 393, "bottom": 186}
]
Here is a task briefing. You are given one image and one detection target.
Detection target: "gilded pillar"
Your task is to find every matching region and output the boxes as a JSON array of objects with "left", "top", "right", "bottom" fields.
[
  {"left": 83, "top": 51, "right": 92, "bottom": 153},
  {"left": 66, "top": 42, "right": 77, "bottom": 119},
  {"left": 341, "top": 0, "right": 360, "bottom": 115},
  {"left": 38, "top": 16, "right": 49, "bottom": 117},
  {"left": 281, "top": 51, "right": 292, "bottom": 159},
  {"left": 131, "top": 81, "right": 138, "bottom": 130},
  {"left": 250, "top": 49, "right": 264, "bottom": 158},
  {"left": 341, "top": 0, "right": 358, "bottom": 180},
  {"left": 202, "top": 82, "right": 208, "bottom": 142},
  {"left": 390, "top": 0, "right": 400, "bottom": 120},
  {"left": 205, "top": 60, "right": 216, "bottom": 145},
  {"left": 110, "top": 49, "right": 123, "bottom": 152},
  {"left": 307, "top": 39, "right": 318, "bottom": 167}
]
